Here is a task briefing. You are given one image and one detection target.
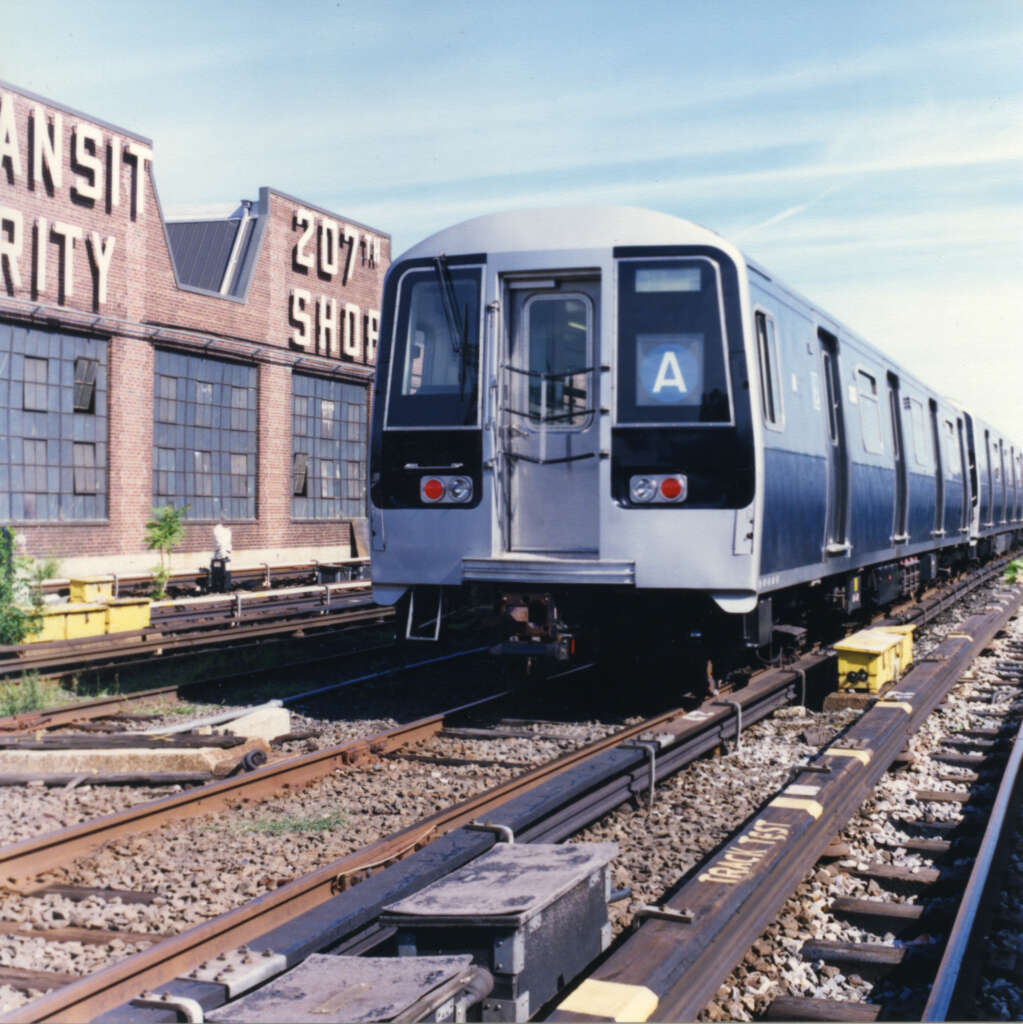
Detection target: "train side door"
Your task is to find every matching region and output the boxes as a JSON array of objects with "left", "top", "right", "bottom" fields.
[
  {"left": 818, "top": 329, "right": 849, "bottom": 554},
  {"left": 887, "top": 373, "right": 908, "bottom": 542},
  {"left": 984, "top": 430, "right": 993, "bottom": 526},
  {"left": 964, "top": 413, "right": 980, "bottom": 535},
  {"left": 929, "top": 400, "right": 945, "bottom": 536},
  {"left": 502, "top": 277, "right": 600, "bottom": 554},
  {"left": 956, "top": 418, "right": 969, "bottom": 535}
]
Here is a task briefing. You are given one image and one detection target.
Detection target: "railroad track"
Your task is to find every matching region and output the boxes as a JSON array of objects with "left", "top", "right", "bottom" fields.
[
  {"left": 39, "top": 559, "right": 369, "bottom": 601},
  {"left": 548, "top": 584, "right": 1023, "bottom": 1023},
  {"left": 759, "top": 622, "right": 1023, "bottom": 1022},
  {"left": 0, "top": 584, "right": 390, "bottom": 680},
  {"left": 0, "top": 651, "right": 821, "bottom": 1021},
  {"left": 0, "top": 562, "right": 1016, "bottom": 1022}
]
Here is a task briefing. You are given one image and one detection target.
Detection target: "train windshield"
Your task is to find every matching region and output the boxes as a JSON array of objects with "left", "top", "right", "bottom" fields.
[
  {"left": 386, "top": 265, "right": 481, "bottom": 427},
  {"left": 616, "top": 257, "right": 732, "bottom": 425}
]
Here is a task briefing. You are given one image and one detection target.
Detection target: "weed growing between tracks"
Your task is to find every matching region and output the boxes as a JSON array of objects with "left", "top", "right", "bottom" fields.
[
  {"left": 0, "top": 671, "right": 69, "bottom": 715},
  {"left": 242, "top": 811, "right": 348, "bottom": 836},
  {"left": 193, "top": 811, "right": 349, "bottom": 837}
]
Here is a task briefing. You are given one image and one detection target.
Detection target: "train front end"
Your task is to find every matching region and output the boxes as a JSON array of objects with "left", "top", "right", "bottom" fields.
[{"left": 369, "top": 208, "right": 760, "bottom": 660}]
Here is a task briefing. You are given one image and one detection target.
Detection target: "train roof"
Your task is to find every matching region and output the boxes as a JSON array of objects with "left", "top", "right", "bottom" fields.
[
  {"left": 398, "top": 206, "right": 742, "bottom": 265},
  {"left": 396, "top": 206, "right": 1016, "bottom": 444}
]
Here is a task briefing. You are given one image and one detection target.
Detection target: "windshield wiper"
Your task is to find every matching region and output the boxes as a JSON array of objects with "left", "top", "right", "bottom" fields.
[{"left": 433, "top": 255, "right": 474, "bottom": 396}]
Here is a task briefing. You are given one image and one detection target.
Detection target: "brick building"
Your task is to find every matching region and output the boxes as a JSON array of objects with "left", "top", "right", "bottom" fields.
[{"left": 0, "top": 81, "right": 390, "bottom": 578}]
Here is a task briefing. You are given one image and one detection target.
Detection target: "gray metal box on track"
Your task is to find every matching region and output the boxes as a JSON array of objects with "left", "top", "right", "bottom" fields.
[
  {"left": 207, "top": 954, "right": 475, "bottom": 1023},
  {"left": 381, "top": 842, "right": 618, "bottom": 1022}
]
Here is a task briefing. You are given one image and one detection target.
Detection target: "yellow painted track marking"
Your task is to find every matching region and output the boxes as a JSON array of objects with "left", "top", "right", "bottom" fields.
[
  {"left": 769, "top": 796, "right": 823, "bottom": 819},
  {"left": 826, "top": 747, "right": 872, "bottom": 765},
  {"left": 876, "top": 700, "right": 913, "bottom": 713},
  {"left": 557, "top": 979, "right": 659, "bottom": 1022}
]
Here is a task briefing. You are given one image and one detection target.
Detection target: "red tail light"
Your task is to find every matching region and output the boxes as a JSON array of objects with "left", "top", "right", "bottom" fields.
[
  {"left": 423, "top": 478, "right": 444, "bottom": 501},
  {"left": 660, "top": 477, "right": 683, "bottom": 500}
]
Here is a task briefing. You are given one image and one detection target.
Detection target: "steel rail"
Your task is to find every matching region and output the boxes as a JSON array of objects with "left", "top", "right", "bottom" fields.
[
  {"left": 922, "top": 688, "right": 1023, "bottom": 1020},
  {"left": 0, "top": 681, "right": 503, "bottom": 887},
  {"left": 0, "top": 635, "right": 403, "bottom": 736},
  {"left": 38, "top": 558, "right": 369, "bottom": 598},
  {"left": 1, "top": 657, "right": 831, "bottom": 1022},
  {"left": 0, "top": 685, "right": 183, "bottom": 735},
  {"left": 548, "top": 587, "right": 1023, "bottom": 1024},
  {"left": 0, "top": 602, "right": 390, "bottom": 679}
]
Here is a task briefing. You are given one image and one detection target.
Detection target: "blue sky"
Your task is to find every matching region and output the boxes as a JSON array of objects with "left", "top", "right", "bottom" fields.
[{"left": 6, "top": 0, "right": 1022, "bottom": 438}]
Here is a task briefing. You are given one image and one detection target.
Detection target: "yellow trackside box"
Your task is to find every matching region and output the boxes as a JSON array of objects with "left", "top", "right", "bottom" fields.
[
  {"left": 64, "top": 602, "right": 108, "bottom": 639},
  {"left": 876, "top": 624, "right": 915, "bottom": 675},
  {"left": 104, "top": 597, "right": 152, "bottom": 634},
  {"left": 69, "top": 576, "right": 114, "bottom": 602},
  {"left": 26, "top": 602, "right": 107, "bottom": 643},
  {"left": 834, "top": 629, "right": 904, "bottom": 693},
  {"left": 31, "top": 605, "right": 72, "bottom": 643}
]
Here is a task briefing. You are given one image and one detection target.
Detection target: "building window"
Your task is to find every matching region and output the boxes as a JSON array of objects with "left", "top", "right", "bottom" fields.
[
  {"left": 23, "top": 356, "right": 49, "bottom": 411},
  {"left": 0, "top": 322, "right": 108, "bottom": 522},
  {"left": 293, "top": 452, "right": 309, "bottom": 496},
  {"left": 73, "top": 442, "right": 99, "bottom": 494},
  {"left": 230, "top": 454, "right": 249, "bottom": 497},
  {"left": 292, "top": 372, "right": 368, "bottom": 520},
  {"left": 195, "top": 381, "right": 214, "bottom": 427},
  {"left": 152, "top": 350, "right": 258, "bottom": 520},
  {"left": 193, "top": 449, "right": 213, "bottom": 496},
  {"left": 155, "top": 446, "right": 175, "bottom": 496},
  {"left": 157, "top": 374, "right": 177, "bottom": 423},
  {"left": 73, "top": 358, "right": 99, "bottom": 413}
]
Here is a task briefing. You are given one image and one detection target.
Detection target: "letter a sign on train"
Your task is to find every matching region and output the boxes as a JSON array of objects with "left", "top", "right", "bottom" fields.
[
  {"left": 652, "top": 350, "right": 687, "bottom": 394},
  {"left": 638, "top": 337, "right": 702, "bottom": 406}
]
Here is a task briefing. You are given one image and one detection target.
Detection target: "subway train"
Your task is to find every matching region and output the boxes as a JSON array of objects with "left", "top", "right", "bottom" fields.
[{"left": 368, "top": 207, "right": 1021, "bottom": 666}]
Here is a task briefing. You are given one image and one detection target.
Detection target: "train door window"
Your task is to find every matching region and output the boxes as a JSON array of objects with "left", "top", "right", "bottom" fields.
[
  {"left": 1011, "top": 446, "right": 1018, "bottom": 519},
  {"left": 905, "top": 397, "right": 928, "bottom": 467},
  {"left": 943, "top": 419, "right": 960, "bottom": 478},
  {"left": 754, "top": 310, "right": 783, "bottom": 429},
  {"left": 525, "top": 294, "right": 591, "bottom": 428},
  {"left": 856, "top": 370, "right": 883, "bottom": 453},
  {"left": 999, "top": 441, "right": 1007, "bottom": 521},
  {"left": 822, "top": 351, "right": 838, "bottom": 443}
]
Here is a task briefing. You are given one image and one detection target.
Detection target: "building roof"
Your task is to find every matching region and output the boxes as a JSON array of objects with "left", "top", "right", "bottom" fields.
[{"left": 165, "top": 204, "right": 261, "bottom": 299}]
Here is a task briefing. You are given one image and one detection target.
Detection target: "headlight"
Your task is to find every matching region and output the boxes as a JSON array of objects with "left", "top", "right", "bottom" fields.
[
  {"left": 629, "top": 476, "right": 657, "bottom": 503},
  {"left": 448, "top": 476, "right": 473, "bottom": 503}
]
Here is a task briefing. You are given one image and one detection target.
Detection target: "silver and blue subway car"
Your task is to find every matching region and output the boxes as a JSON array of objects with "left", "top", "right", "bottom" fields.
[{"left": 368, "top": 207, "right": 1022, "bottom": 657}]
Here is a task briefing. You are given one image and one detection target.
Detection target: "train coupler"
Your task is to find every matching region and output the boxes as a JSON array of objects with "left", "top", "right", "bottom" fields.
[{"left": 490, "top": 635, "right": 574, "bottom": 662}]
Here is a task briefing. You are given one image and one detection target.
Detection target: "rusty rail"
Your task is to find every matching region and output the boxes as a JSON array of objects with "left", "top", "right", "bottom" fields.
[
  {"left": 923, "top": 672, "right": 1023, "bottom": 1019},
  {"left": 0, "top": 597, "right": 389, "bottom": 679},
  {"left": 549, "top": 586, "right": 1023, "bottom": 1023},
  {"left": 0, "top": 654, "right": 828, "bottom": 1022},
  {"left": 0, "top": 686, "right": 504, "bottom": 886}
]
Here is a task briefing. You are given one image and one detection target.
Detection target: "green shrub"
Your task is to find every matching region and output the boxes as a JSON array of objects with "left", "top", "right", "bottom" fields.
[
  {"left": 1006, "top": 559, "right": 1023, "bottom": 584},
  {"left": 144, "top": 505, "right": 189, "bottom": 598},
  {"left": 0, "top": 530, "right": 58, "bottom": 645},
  {"left": 0, "top": 671, "right": 62, "bottom": 716}
]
